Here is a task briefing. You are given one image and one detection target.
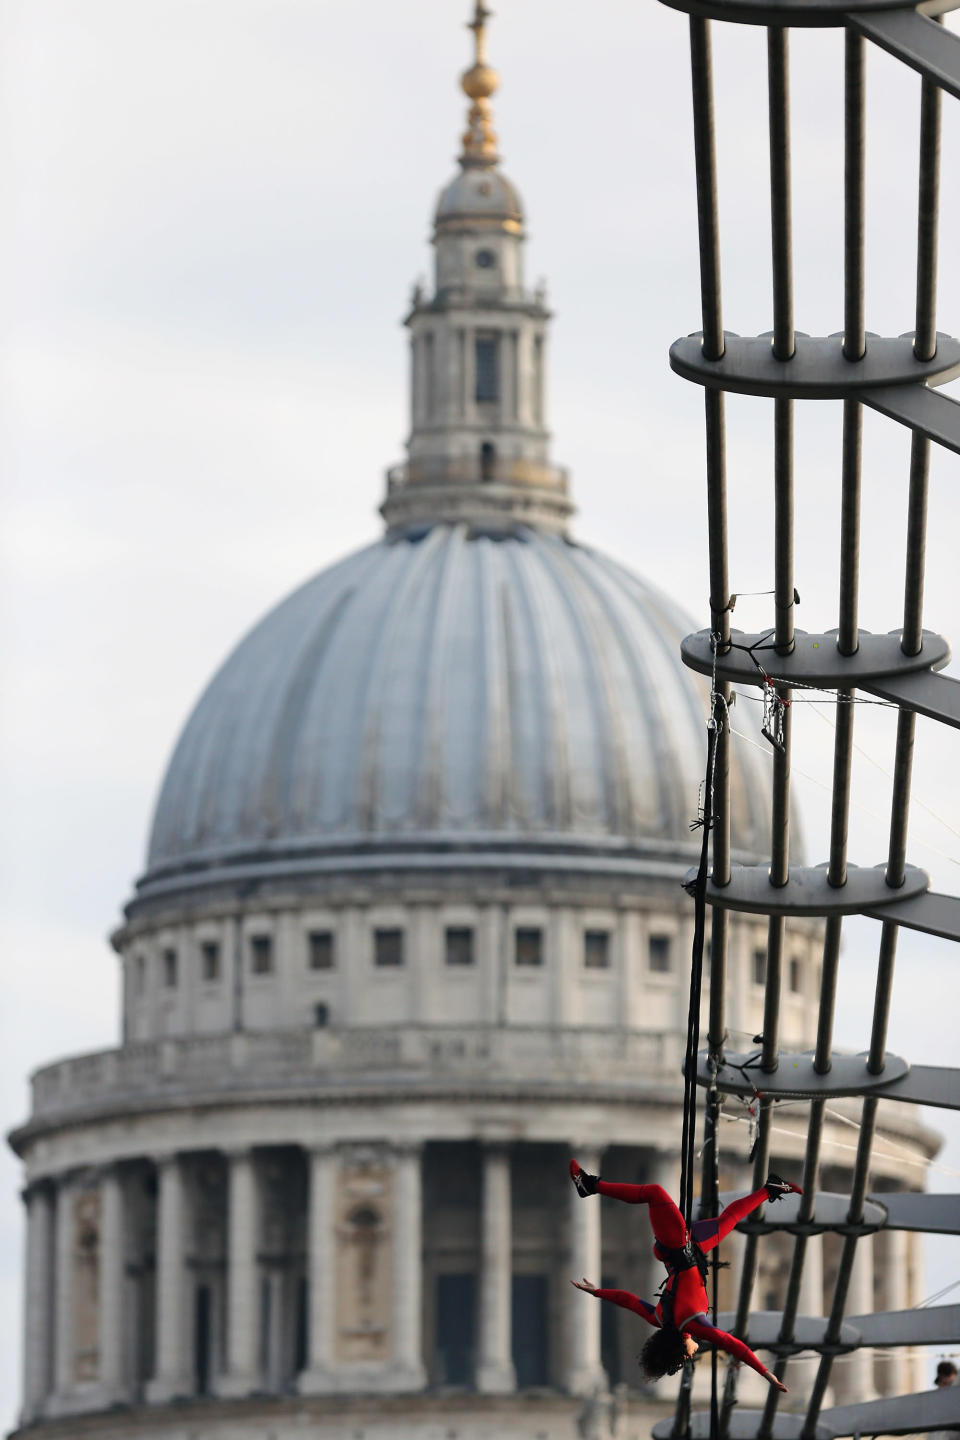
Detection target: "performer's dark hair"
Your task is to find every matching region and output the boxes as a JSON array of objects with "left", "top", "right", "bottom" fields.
[{"left": 639, "top": 1327, "right": 688, "bottom": 1380}]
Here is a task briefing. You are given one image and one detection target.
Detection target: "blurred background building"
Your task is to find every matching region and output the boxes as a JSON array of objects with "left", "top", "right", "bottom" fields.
[{"left": 8, "top": 8, "right": 937, "bottom": 1438}]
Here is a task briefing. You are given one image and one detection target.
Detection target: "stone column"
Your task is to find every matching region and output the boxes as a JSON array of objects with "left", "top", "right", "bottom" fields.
[
  {"left": 298, "top": 1145, "right": 337, "bottom": 1394},
  {"left": 904, "top": 1232, "right": 925, "bottom": 1391},
  {"left": 797, "top": 1233, "right": 823, "bottom": 1317},
  {"left": 215, "top": 1148, "right": 260, "bottom": 1397},
  {"left": 476, "top": 1144, "right": 515, "bottom": 1393},
  {"left": 831, "top": 1235, "right": 877, "bottom": 1403},
  {"left": 876, "top": 1227, "right": 908, "bottom": 1396},
  {"left": 567, "top": 1146, "right": 606, "bottom": 1395},
  {"left": 21, "top": 1182, "right": 54, "bottom": 1422},
  {"left": 391, "top": 1143, "right": 426, "bottom": 1389},
  {"left": 98, "top": 1165, "right": 126, "bottom": 1402},
  {"left": 52, "top": 1174, "right": 76, "bottom": 1405},
  {"left": 146, "top": 1155, "right": 190, "bottom": 1403}
]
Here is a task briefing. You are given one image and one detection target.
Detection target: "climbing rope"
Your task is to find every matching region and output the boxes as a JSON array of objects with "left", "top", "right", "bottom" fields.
[
  {"left": 679, "top": 674, "right": 721, "bottom": 1230},
  {"left": 679, "top": 635, "right": 736, "bottom": 1440}
]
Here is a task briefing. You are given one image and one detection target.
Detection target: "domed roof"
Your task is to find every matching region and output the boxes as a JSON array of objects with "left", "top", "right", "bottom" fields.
[
  {"left": 140, "top": 524, "right": 771, "bottom": 897},
  {"left": 435, "top": 166, "right": 524, "bottom": 227}
]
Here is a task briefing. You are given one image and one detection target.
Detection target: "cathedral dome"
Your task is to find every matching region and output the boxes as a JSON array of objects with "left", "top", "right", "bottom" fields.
[{"left": 140, "top": 523, "right": 771, "bottom": 899}]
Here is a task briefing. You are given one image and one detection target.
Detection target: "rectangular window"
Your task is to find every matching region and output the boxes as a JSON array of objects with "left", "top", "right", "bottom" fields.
[
  {"left": 511, "top": 1274, "right": 549, "bottom": 1387},
  {"left": 475, "top": 335, "right": 499, "bottom": 402},
  {"left": 163, "top": 948, "right": 178, "bottom": 988},
  {"left": 423, "top": 332, "right": 435, "bottom": 418},
  {"left": 200, "top": 941, "right": 221, "bottom": 983},
  {"left": 134, "top": 955, "right": 146, "bottom": 996},
  {"left": 250, "top": 935, "right": 273, "bottom": 975},
  {"left": 584, "top": 931, "right": 610, "bottom": 969},
  {"left": 649, "top": 935, "right": 672, "bottom": 973},
  {"left": 434, "top": 1273, "right": 477, "bottom": 1386},
  {"left": 375, "top": 928, "right": 404, "bottom": 967},
  {"left": 515, "top": 927, "right": 543, "bottom": 967},
  {"left": 308, "top": 930, "right": 335, "bottom": 970},
  {"left": 789, "top": 956, "right": 802, "bottom": 994},
  {"left": 753, "top": 948, "right": 767, "bottom": 986},
  {"left": 445, "top": 927, "right": 474, "bottom": 966}
]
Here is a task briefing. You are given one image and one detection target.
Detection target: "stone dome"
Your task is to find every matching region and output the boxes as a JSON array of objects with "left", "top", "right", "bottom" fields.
[
  {"left": 140, "top": 522, "right": 771, "bottom": 899},
  {"left": 434, "top": 165, "right": 524, "bottom": 227}
]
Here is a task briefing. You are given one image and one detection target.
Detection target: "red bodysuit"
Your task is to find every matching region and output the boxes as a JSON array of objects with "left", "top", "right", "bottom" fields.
[{"left": 592, "top": 1182, "right": 772, "bottom": 1378}]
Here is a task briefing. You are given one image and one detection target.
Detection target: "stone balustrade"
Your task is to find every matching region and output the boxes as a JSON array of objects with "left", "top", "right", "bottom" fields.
[{"left": 28, "top": 1025, "right": 682, "bottom": 1122}]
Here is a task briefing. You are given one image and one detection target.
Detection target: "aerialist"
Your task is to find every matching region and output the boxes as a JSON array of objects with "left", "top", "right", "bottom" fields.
[{"left": 568, "top": 1159, "right": 801, "bottom": 1390}]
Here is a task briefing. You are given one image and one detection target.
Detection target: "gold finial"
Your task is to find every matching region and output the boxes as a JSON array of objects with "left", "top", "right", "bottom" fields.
[{"left": 460, "top": 3, "right": 499, "bottom": 166}]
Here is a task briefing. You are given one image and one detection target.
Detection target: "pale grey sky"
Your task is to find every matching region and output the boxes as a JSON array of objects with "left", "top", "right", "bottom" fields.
[{"left": 1, "top": 1, "right": 958, "bottom": 1429}]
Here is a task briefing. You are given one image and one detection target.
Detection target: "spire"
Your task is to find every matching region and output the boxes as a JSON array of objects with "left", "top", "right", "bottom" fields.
[
  {"left": 460, "top": 3, "right": 499, "bottom": 167},
  {"left": 380, "top": 4, "right": 573, "bottom": 536}
]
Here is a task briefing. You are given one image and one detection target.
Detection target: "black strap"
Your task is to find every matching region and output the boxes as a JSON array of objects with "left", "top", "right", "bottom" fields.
[
  {"left": 679, "top": 701, "right": 719, "bottom": 1230},
  {"left": 659, "top": 1239, "right": 709, "bottom": 1282}
]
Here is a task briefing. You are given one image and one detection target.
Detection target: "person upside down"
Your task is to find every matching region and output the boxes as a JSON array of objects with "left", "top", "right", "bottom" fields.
[{"left": 569, "top": 1158, "right": 801, "bottom": 1391}]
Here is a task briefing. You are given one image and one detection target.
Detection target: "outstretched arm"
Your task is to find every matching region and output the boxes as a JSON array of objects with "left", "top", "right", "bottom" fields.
[
  {"left": 570, "top": 1279, "right": 659, "bottom": 1327},
  {"left": 687, "top": 1319, "right": 787, "bottom": 1391}
]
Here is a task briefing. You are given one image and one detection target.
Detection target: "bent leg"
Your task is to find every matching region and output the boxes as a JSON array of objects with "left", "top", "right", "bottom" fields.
[
  {"left": 598, "top": 1183, "right": 687, "bottom": 1249},
  {"left": 692, "top": 1187, "right": 769, "bottom": 1252}
]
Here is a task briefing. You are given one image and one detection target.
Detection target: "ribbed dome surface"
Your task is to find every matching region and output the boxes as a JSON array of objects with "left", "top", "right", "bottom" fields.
[
  {"left": 435, "top": 167, "right": 524, "bottom": 225},
  {"left": 144, "top": 524, "right": 770, "bottom": 884}
]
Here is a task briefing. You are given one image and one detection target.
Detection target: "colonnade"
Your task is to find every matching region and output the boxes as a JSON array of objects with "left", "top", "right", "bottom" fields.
[
  {"left": 19, "top": 1142, "right": 915, "bottom": 1425},
  {"left": 19, "top": 1139, "right": 607, "bottom": 1423}
]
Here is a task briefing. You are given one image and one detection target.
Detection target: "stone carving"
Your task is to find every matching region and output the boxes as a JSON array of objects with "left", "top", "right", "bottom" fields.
[
  {"left": 73, "top": 1188, "right": 101, "bottom": 1382},
  {"left": 334, "top": 1157, "right": 393, "bottom": 1364}
]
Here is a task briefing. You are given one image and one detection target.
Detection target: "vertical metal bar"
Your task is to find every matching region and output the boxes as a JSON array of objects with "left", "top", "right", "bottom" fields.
[
  {"left": 782, "top": 34, "right": 866, "bottom": 1426},
  {"left": 838, "top": 404, "right": 863, "bottom": 655},
  {"left": 691, "top": 18, "right": 732, "bottom": 652},
  {"left": 814, "top": 916, "right": 842, "bottom": 1074},
  {"left": 768, "top": 29, "right": 794, "bottom": 359},
  {"left": 765, "top": 10, "right": 794, "bottom": 1075},
  {"left": 688, "top": 28, "right": 734, "bottom": 1439},
  {"left": 887, "top": 708, "right": 917, "bottom": 888},
  {"left": 691, "top": 17, "right": 725, "bottom": 361},
  {"left": 843, "top": 33, "right": 865, "bottom": 362},
  {"left": 721, "top": 1098, "right": 773, "bottom": 1433},
  {"left": 706, "top": 392, "right": 731, "bottom": 650},
  {"left": 869, "top": 922, "right": 900, "bottom": 1071},
  {"left": 773, "top": 400, "right": 795, "bottom": 655},
  {"left": 902, "top": 436, "right": 930, "bottom": 658},
  {"left": 914, "top": 69, "right": 941, "bottom": 363},
  {"left": 707, "top": 909, "right": 728, "bottom": 1060},
  {"left": 805, "top": 1097, "right": 879, "bottom": 1424}
]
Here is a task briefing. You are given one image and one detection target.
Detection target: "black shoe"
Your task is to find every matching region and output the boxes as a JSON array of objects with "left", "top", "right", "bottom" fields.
[
  {"left": 765, "top": 1173, "right": 802, "bottom": 1202},
  {"left": 570, "top": 1158, "right": 599, "bottom": 1197}
]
